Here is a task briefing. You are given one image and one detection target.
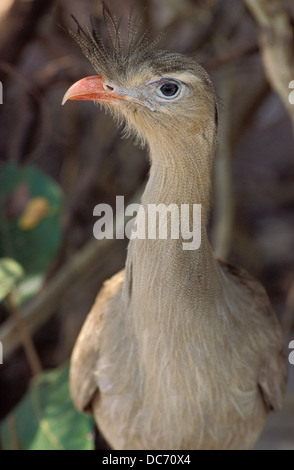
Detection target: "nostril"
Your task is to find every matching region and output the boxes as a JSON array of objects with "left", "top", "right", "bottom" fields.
[{"left": 105, "top": 84, "right": 114, "bottom": 92}]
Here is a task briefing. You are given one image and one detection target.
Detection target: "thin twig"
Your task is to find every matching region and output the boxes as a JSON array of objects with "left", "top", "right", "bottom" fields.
[{"left": 6, "top": 292, "right": 42, "bottom": 376}]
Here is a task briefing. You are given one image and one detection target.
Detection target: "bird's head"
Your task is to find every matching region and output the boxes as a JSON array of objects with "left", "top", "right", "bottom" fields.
[{"left": 62, "top": 9, "right": 218, "bottom": 153}]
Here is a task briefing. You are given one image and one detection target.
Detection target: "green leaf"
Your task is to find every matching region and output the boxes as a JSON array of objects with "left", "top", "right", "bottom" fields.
[
  {"left": 0, "top": 363, "right": 94, "bottom": 450},
  {"left": 0, "top": 258, "right": 24, "bottom": 301},
  {"left": 16, "top": 273, "right": 44, "bottom": 304},
  {"left": 0, "top": 162, "right": 62, "bottom": 278}
]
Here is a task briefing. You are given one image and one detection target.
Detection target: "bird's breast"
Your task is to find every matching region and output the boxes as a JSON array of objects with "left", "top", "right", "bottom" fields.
[{"left": 94, "top": 295, "right": 265, "bottom": 450}]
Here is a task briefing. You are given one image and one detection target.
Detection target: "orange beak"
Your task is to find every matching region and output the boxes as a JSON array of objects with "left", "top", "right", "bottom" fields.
[{"left": 62, "top": 75, "right": 119, "bottom": 105}]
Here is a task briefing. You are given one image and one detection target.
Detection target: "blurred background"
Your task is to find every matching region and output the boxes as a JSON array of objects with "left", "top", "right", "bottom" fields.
[{"left": 0, "top": 0, "right": 293, "bottom": 450}]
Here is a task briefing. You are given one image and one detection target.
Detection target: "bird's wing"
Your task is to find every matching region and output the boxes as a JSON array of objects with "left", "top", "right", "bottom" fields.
[
  {"left": 218, "top": 259, "right": 288, "bottom": 412},
  {"left": 70, "top": 269, "right": 124, "bottom": 413}
]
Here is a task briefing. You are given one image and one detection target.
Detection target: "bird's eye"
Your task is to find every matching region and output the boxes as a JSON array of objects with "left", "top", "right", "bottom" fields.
[
  {"left": 160, "top": 82, "right": 179, "bottom": 97},
  {"left": 157, "top": 81, "right": 181, "bottom": 99}
]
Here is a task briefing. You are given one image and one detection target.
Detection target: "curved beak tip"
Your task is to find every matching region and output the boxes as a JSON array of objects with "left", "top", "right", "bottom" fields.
[
  {"left": 61, "top": 75, "right": 118, "bottom": 106},
  {"left": 61, "top": 93, "right": 69, "bottom": 106}
]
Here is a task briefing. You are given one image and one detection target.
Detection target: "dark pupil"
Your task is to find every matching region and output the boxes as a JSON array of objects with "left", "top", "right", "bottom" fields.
[{"left": 160, "top": 82, "right": 179, "bottom": 97}]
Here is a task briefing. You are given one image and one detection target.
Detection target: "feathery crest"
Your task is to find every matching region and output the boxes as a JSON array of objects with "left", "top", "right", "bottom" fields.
[{"left": 69, "top": 2, "right": 163, "bottom": 83}]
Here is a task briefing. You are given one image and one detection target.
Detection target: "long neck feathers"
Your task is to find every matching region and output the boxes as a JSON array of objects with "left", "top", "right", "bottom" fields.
[
  {"left": 144, "top": 125, "right": 216, "bottom": 215},
  {"left": 122, "top": 123, "right": 220, "bottom": 321}
]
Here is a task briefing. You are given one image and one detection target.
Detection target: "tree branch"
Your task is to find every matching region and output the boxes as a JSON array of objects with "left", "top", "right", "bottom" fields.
[{"left": 244, "top": 0, "right": 294, "bottom": 132}]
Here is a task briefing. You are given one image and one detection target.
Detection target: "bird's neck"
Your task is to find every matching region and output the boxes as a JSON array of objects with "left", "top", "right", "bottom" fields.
[
  {"left": 143, "top": 133, "right": 214, "bottom": 213},
  {"left": 123, "top": 132, "right": 222, "bottom": 319}
]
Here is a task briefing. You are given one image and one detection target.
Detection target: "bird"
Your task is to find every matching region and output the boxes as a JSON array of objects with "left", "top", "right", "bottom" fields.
[{"left": 63, "top": 6, "right": 287, "bottom": 450}]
